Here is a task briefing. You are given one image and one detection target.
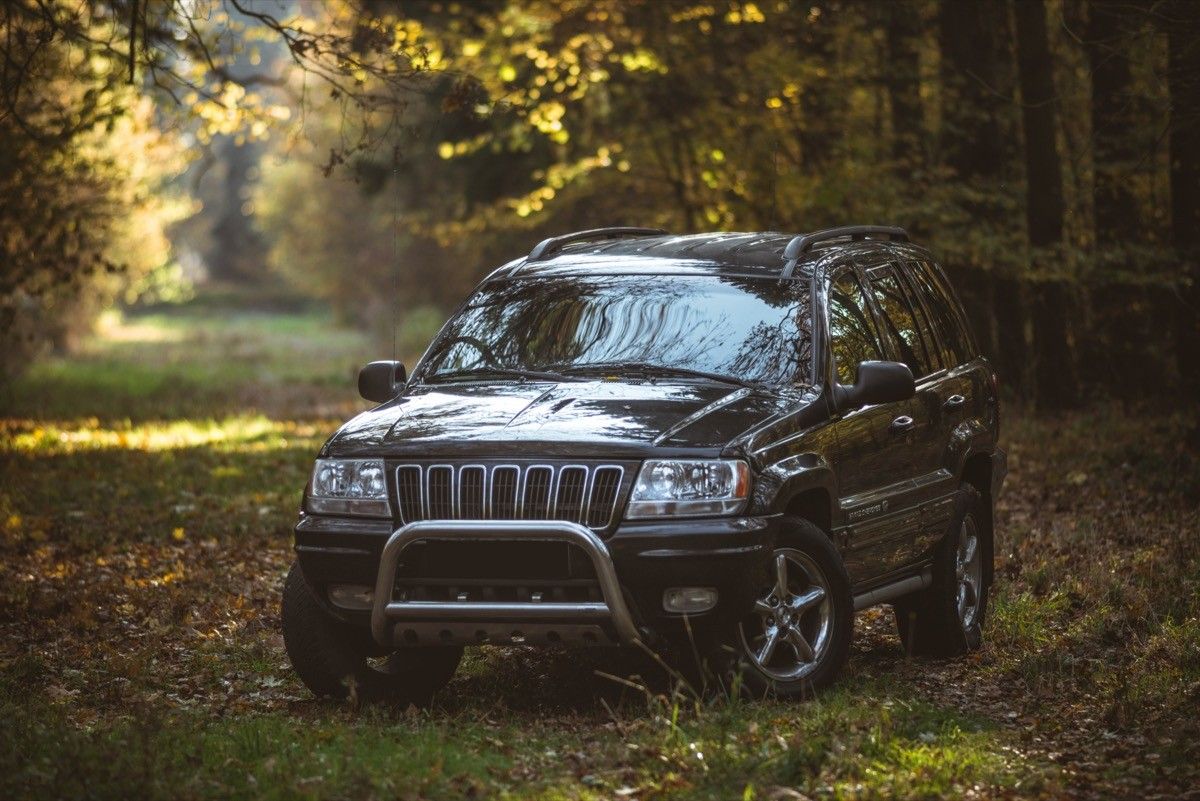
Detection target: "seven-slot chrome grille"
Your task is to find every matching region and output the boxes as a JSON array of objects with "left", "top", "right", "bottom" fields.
[{"left": 393, "top": 463, "right": 627, "bottom": 530}]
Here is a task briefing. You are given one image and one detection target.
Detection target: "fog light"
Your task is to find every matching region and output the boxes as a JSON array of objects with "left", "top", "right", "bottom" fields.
[
  {"left": 662, "top": 587, "right": 718, "bottom": 614},
  {"left": 328, "top": 584, "right": 374, "bottom": 610}
]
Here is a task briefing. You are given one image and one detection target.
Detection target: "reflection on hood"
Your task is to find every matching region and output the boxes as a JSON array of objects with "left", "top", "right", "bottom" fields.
[{"left": 322, "top": 379, "right": 801, "bottom": 458}]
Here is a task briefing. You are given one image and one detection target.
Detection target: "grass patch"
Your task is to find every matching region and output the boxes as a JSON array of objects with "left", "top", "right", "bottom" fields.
[{"left": 0, "top": 304, "right": 378, "bottom": 422}]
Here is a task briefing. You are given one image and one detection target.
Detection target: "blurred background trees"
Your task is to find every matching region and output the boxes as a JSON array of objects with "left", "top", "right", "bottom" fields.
[{"left": 2, "top": 0, "right": 1198, "bottom": 411}]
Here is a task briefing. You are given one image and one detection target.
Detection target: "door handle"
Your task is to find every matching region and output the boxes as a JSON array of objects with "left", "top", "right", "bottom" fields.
[
  {"left": 889, "top": 415, "right": 915, "bottom": 435},
  {"left": 943, "top": 394, "right": 966, "bottom": 411}
]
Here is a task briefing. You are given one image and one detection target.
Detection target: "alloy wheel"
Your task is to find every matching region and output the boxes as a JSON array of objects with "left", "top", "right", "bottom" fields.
[
  {"left": 956, "top": 517, "right": 983, "bottom": 631},
  {"left": 739, "top": 548, "right": 833, "bottom": 681}
]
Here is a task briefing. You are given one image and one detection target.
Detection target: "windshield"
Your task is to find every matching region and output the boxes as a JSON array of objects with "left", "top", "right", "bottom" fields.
[{"left": 422, "top": 274, "right": 812, "bottom": 386}]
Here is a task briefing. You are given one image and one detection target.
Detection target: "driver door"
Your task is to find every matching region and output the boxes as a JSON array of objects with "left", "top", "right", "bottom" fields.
[{"left": 826, "top": 267, "right": 923, "bottom": 585}]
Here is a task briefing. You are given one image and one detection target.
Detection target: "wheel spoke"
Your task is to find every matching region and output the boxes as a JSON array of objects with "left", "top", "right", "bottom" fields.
[
  {"left": 957, "top": 582, "right": 968, "bottom": 619},
  {"left": 960, "top": 535, "right": 977, "bottom": 566},
  {"left": 774, "top": 553, "right": 790, "bottom": 599},
  {"left": 964, "top": 576, "right": 978, "bottom": 607},
  {"left": 754, "top": 598, "right": 774, "bottom": 616},
  {"left": 757, "top": 627, "right": 781, "bottom": 664},
  {"left": 785, "top": 627, "right": 815, "bottom": 662},
  {"left": 790, "top": 586, "right": 826, "bottom": 613}
]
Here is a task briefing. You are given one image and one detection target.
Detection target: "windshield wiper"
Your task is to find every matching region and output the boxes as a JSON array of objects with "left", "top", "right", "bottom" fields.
[
  {"left": 551, "top": 361, "right": 761, "bottom": 390},
  {"left": 425, "top": 367, "right": 577, "bottom": 384}
]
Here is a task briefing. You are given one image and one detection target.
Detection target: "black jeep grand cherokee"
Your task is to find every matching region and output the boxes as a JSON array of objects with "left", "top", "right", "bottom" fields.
[{"left": 283, "top": 225, "right": 1006, "bottom": 700}]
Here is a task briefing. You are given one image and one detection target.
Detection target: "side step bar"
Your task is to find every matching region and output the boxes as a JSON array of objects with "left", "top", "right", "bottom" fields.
[
  {"left": 852, "top": 569, "right": 932, "bottom": 611},
  {"left": 370, "top": 520, "right": 642, "bottom": 647}
]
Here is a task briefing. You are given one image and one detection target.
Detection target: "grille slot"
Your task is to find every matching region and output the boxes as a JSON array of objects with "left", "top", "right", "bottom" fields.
[
  {"left": 587, "top": 467, "right": 623, "bottom": 528},
  {"left": 492, "top": 466, "right": 519, "bottom": 519},
  {"left": 524, "top": 466, "right": 553, "bottom": 520},
  {"left": 459, "top": 466, "right": 485, "bottom": 519},
  {"left": 396, "top": 466, "right": 422, "bottom": 523},
  {"left": 427, "top": 466, "right": 453, "bottom": 518},
  {"left": 556, "top": 466, "right": 587, "bottom": 520},
  {"left": 393, "top": 463, "right": 625, "bottom": 529}
]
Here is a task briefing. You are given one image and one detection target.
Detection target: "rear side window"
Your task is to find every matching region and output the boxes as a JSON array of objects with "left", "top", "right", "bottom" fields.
[
  {"left": 828, "top": 271, "right": 886, "bottom": 384},
  {"left": 867, "top": 267, "right": 931, "bottom": 378},
  {"left": 915, "top": 260, "right": 974, "bottom": 363},
  {"left": 893, "top": 266, "right": 944, "bottom": 372}
]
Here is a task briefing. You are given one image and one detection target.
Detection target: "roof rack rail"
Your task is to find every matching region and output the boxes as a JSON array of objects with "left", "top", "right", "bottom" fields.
[
  {"left": 780, "top": 225, "right": 909, "bottom": 278},
  {"left": 527, "top": 227, "right": 666, "bottom": 262}
]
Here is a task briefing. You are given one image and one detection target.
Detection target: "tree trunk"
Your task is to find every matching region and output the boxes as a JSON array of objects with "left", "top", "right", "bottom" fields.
[
  {"left": 1087, "top": 0, "right": 1142, "bottom": 242},
  {"left": 1015, "top": 0, "right": 1079, "bottom": 409},
  {"left": 1168, "top": 0, "right": 1200, "bottom": 407},
  {"left": 1083, "top": 0, "right": 1158, "bottom": 399},
  {"left": 799, "top": 1, "right": 838, "bottom": 170},
  {"left": 938, "top": 0, "right": 1028, "bottom": 393},
  {"left": 885, "top": 1, "right": 924, "bottom": 165},
  {"left": 938, "top": 1, "right": 1007, "bottom": 178}
]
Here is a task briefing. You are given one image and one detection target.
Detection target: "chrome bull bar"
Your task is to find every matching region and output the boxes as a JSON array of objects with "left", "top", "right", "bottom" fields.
[{"left": 370, "top": 519, "right": 642, "bottom": 646}]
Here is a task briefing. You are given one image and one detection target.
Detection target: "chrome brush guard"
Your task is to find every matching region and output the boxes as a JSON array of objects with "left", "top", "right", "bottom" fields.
[{"left": 370, "top": 520, "right": 642, "bottom": 647}]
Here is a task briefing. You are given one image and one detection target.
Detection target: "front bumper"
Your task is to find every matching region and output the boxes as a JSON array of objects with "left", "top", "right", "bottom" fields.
[{"left": 295, "top": 513, "right": 778, "bottom": 646}]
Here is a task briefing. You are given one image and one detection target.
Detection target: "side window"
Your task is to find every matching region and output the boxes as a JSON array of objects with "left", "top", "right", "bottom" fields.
[
  {"left": 894, "top": 263, "right": 946, "bottom": 372},
  {"left": 917, "top": 260, "right": 974, "bottom": 363},
  {"left": 828, "top": 271, "right": 886, "bottom": 384},
  {"left": 867, "top": 267, "right": 931, "bottom": 378},
  {"left": 907, "top": 260, "right": 967, "bottom": 366}
]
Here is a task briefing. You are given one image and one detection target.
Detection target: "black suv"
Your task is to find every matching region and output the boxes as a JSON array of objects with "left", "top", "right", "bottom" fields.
[{"left": 282, "top": 225, "right": 1006, "bottom": 700}]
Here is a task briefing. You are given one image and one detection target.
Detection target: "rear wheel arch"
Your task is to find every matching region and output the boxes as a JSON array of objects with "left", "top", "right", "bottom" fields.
[
  {"left": 958, "top": 451, "right": 995, "bottom": 584},
  {"left": 960, "top": 451, "right": 992, "bottom": 499}
]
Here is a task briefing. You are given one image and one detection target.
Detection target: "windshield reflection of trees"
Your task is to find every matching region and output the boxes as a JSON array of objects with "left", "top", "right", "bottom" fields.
[{"left": 428, "top": 274, "right": 812, "bottom": 385}]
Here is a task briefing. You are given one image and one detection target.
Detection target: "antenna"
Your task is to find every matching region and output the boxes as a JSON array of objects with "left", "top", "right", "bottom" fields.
[{"left": 391, "top": 148, "right": 399, "bottom": 364}]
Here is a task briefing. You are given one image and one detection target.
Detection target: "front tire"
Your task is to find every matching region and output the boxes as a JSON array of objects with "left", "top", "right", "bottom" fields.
[
  {"left": 731, "top": 517, "right": 854, "bottom": 698},
  {"left": 282, "top": 562, "right": 462, "bottom": 703},
  {"left": 894, "top": 484, "right": 991, "bottom": 657}
]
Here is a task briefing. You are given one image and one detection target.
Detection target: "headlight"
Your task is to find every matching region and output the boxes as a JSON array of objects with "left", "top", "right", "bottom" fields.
[
  {"left": 308, "top": 459, "right": 391, "bottom": 517},
  {"left": 627, "top": 459, "right": 750, "bottom": 518}
]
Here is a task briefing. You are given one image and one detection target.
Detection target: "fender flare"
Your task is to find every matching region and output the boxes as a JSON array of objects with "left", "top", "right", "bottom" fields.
[{"left": 754, "top": 453, "right": 838, "bottom": 518}]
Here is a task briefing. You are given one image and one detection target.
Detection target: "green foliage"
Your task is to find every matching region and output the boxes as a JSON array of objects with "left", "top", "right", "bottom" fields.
[
  {"left": 0, "top": 52, "right": 188, "bottom": 379},
  {"left": 243, "top": 0, "right": 1198, "bottom": 408},
  {"left": 5, "top": 0, "right": 1197, "bottom": 406}
]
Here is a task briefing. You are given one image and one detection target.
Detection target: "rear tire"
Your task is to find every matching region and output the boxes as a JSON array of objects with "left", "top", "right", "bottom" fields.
[
  {"left": 282, "top": 562, "right": 462, "bottom": 702},
  {"left": 728, "top": 517, "right": 854, "bottom": 698},
  {"left": 894, "top": 484, "right": 990, "bottom": 657}
]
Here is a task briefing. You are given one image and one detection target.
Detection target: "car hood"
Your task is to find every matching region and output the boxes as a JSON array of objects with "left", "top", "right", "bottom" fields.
[{"left": 321, "top": 379, "right": 801, "bottom": 459}]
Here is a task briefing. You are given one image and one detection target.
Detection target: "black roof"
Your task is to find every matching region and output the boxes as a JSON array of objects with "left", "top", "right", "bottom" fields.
[{"left": 503, "top": 228, "right": 927, "bottom": 280}]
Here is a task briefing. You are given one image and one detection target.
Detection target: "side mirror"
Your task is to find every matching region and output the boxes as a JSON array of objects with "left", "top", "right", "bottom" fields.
[
  {"left": 835, "top": 360, "right": 915, "bottom": 412},
  {"left": 358, "top": 360, "right": 407, "bottom": 403}
]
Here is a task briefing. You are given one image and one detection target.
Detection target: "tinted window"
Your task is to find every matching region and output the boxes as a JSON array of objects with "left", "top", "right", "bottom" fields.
[
  {"left": 904, "top": 261, "right": 962, "bottom": 366},
  {"left": 424, "top": 274, "right": 813, "bottom": 385},
  {"left": 868, "top": 268, "right": 931, "bottom": 377},
  {"left": 828, "top": 271, "right": 885, "bottom": 384},
  {"left": 893, "top": 266, "right": 944, "bottom": 372},
  {"left": 915, "top": 260, "right": 973, "bottom": 363}
]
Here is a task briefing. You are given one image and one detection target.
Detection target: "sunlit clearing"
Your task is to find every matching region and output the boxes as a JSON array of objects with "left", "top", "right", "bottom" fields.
[
  {"left": 92, "top": 310, "right": 186, "bottom": 345},
  {"left": 3, "top": 416, "right": 330, "bottom": 454}
]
